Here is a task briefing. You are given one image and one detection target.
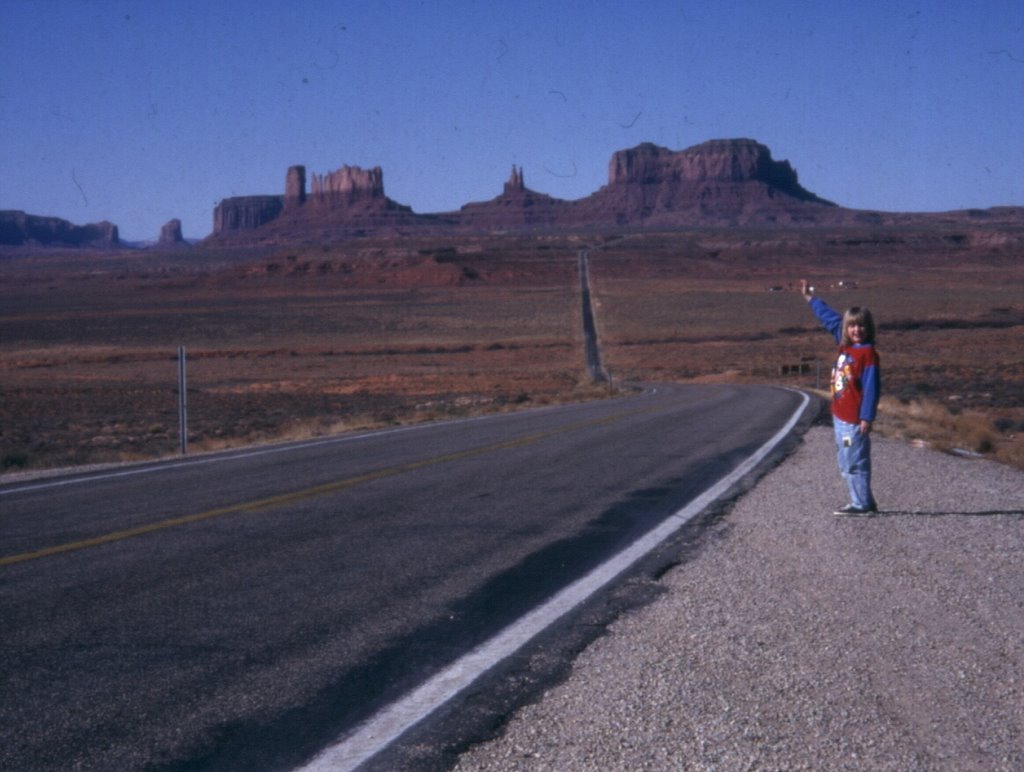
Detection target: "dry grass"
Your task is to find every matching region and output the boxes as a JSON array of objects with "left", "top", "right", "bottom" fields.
[{"left": 874, "top": 396, "right": 1024, "bottom": 469}]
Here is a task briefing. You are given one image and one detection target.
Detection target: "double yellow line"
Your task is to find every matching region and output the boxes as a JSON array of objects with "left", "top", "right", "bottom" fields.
[{"left": 1, "top": 410, "right": 631, "bottom": 568}]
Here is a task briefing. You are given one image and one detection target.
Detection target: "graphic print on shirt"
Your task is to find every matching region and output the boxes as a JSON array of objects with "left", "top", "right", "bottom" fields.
[{"left": 832, "top": 352, "right": 854, "bottom": 398}]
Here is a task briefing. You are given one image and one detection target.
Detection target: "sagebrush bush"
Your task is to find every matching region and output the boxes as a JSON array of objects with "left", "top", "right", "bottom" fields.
[{"left": 876, "top": 395, "right": 1022, "bottom": 467}]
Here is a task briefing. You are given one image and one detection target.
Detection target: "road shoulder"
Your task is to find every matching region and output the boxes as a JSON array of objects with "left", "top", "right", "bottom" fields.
[{"left": 454, "top": 427, "right": 1024, "bottom": 770}]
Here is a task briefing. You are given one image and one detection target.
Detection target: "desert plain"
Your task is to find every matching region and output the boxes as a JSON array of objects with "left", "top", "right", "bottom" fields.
[{"left": 2, "top": 221, "right": 1023, "bottom": 474}]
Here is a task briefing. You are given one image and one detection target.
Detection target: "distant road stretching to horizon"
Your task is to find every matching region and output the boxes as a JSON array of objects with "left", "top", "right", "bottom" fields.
[
  {"left": 0, "top": 383, "right": 811, "bottom": 770},
  {"left": 578, "top": 248, "right": 607, "bottom": 383}
]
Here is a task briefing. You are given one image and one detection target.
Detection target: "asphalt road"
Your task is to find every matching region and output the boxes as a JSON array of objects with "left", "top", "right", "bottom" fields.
[
  {"left": 0, "top": 383, "right": 809, "bottom": 771},
  {"left": 577, "top": 249, "right": 606, "bottom": 382}
]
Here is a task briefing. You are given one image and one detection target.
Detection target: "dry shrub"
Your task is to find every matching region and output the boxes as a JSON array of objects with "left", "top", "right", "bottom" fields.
[
  {"left": 875, "top": 395, "right": 1024, "bottom": 468},
  {"left": 997, "top": 441, "right": 1024, "bottom": 471}
]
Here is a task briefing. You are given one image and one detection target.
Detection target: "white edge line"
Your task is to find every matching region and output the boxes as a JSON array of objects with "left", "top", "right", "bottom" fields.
[{"left": 299, "top": 389, "right": 811, "bottom": 771}]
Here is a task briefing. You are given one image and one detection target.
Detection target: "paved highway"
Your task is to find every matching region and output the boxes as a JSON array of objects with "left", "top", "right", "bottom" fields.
[
  {"left": 0, "top": 384, "right": 810, "bottom": 770},
  {"left": 577, "top": 249, "right": 606, "bottom": 382}
]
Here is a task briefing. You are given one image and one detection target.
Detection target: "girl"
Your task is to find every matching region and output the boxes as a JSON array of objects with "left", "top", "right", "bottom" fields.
[{"left": 800, "top": 279, "right": 880, "bottom": 515}]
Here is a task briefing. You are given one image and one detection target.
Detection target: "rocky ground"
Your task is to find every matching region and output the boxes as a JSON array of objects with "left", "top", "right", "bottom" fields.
[{"left": 454, "top": 427, "right": 1024, "bottom": 771}]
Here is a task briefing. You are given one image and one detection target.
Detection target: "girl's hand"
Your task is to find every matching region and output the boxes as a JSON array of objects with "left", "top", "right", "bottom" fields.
[
  {"left": 799, "top": 279, "right": 813, "bottom": 301},
  {"left": 858, "top": 420, "right": 873, "bottom": 435}
]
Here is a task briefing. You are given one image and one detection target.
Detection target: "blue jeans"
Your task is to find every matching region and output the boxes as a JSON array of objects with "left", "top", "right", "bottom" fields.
[{"left": 833, "top": 418, "right": 875, "bottom": 509}]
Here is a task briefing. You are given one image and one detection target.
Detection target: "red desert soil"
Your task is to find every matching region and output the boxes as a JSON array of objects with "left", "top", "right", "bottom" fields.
[{"left": 2, "top": 226, "right": 1022, "bottom": 472}]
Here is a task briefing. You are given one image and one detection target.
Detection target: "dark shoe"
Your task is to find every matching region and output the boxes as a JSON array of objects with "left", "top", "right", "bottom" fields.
[{"left": 833, "top": 503, "right": 876, "bottom": 516}]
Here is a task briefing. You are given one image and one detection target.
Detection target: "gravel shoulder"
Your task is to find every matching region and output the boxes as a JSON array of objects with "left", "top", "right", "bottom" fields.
[{"left": 454, "top": 427, "right": 1024, "bottom": 771}]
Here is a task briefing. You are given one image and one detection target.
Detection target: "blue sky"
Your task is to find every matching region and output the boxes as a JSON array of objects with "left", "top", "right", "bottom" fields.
[{"left": 2, "top": 0, "right": 1022, "bottom": 241}]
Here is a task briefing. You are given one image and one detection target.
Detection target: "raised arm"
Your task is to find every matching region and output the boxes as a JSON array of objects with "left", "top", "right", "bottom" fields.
[
  {"left": 799, "top": 279, "right": 814, "bottom": 301},
  {"left": 798, "top": 279, "right": 842, "bottom": 343}
]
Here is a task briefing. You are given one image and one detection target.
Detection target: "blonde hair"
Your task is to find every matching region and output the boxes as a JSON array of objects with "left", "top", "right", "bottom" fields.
[{"left": 841, "top": 306, "right": 876, "bottom": 346}]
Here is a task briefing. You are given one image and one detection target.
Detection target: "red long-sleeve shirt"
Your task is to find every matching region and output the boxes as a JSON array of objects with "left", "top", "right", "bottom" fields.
[{"left": 809, "top": 297, "right": 880, "bottom": 424}]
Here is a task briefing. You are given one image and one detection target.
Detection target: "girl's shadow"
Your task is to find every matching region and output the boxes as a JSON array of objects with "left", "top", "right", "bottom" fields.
[{"left": 868, "top": 509, "right": 1023, "bottom": 518}]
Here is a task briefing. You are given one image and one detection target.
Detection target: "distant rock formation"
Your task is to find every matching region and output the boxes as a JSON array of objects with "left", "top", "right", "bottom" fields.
[
  {"left": 0, "top": 210, "right": 120, "bottom": 248},
  {"left": 284, "top": 165, "right": 306, "bottom": 209},
  {"left": 208, "top": 139, "right": 843, "bottom": 241},
  {"left": 504, "top": 165, "right": 525, "bottom": 195},
  {"left": 158, "top": 218, "right": 188, "bottom": 246},
  {"left": 210, "top": 163, "right": 423, "bottom": 240},
  {"left": 456, "top": 141, "right": 837, "bottom": 230},
  {"left": 607, "top": 139, "right": 822, "bottom": 195},
  {"left": 309, "top": 165, "right": 385, "bottom": 205},
  {"left": 6, "top": 138, "right": 1022, "bottom": 251},
  {"left": 457, "top": 165, "right": 565, "bottom": 228},
  {"left": 212, "top": 195, "right": 285, "bottom": 235},
  {"left": 575, "top": 139, "right": 835, "bottom": 226},
  {"left": 203, "top": 138, "right": 1023, "bottom": 243}
]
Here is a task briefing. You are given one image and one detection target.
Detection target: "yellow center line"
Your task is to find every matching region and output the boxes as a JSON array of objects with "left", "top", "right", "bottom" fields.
[{"left": 1, "top": 410, "right": 637, "bottom": 568}]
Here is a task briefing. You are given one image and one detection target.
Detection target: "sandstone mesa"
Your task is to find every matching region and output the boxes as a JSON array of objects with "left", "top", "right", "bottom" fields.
[
  {"left": 0, "top": 210, "right": 119, "bottom": 249},
  {"left": 208, "top": 138, "right": 838, "bottom": 242},
  {"left": 3, "top": 138, "right": 1022, "bottom": 249}
]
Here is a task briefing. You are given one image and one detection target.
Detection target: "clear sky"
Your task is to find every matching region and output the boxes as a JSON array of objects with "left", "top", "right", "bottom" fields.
[{"left": 2, "top": 0, "right": 1022, "bottom": 241}]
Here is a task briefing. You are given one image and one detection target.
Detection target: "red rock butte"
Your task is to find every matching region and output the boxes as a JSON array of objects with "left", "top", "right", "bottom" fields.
[
  {"left": 209, "top": 138, "right": 845, "bottom": 241},
  {"left": 0, "top": 210, "right": 119, "bottom": 248},
  {"left": 3, "top": 138, "right": 1022, "bottom": 248}
]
